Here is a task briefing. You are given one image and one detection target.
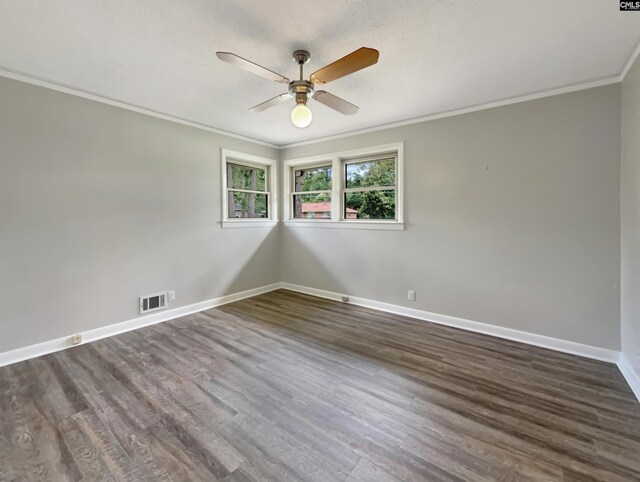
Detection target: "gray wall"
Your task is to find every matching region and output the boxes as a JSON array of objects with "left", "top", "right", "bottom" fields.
[
  {"left": 0, "top": 77, "right": 280, "bottom": 353},
  {"left": 0, "top": 77, "right": 625, "bottom": 355},
  {"left": 622, "top": 54, "right": 640, "bottom": 373},
  {"left": 281, "top": 85, "right": 622, "bottom": 350}
]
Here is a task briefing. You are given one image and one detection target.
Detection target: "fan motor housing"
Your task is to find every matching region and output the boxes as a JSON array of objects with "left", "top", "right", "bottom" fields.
[{"left": 289, "top": 80, "right": 315, "bottom": 100}]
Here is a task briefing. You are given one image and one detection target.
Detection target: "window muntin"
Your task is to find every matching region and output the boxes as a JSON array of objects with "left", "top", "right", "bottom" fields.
[
  {"left": 292, "top": 164, "right": 332, "bottom": 219},
  {"left": 342, "top": 156, "right": 397, "bottom": 220}
]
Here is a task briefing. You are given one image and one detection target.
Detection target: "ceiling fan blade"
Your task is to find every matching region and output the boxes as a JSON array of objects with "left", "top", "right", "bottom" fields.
[
  {"left": 310, "top": 47, "right": 379, "bottom": 85},
  {"left": 249, "top": 93, "right": 292, "bottom": 112},
  {"left": 216, "top": 52, "right": 290, "bottom": 84},
  {"left": 313, "top": 91, "right": 359, "bottom": 115}
]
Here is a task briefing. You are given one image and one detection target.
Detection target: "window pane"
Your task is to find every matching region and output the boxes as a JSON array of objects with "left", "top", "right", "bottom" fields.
[
  {"left": 228, "top": 191, "right": 268, "bottom": 218},
  {"left": 294, "top": 165, "right": 332, "bottom": 192},
  {"left": 293, "top": 193, "right": 332, "bottom": 219},
  {"left": 228, "top": 163, "right": 266, "bottom": 191},
  {"left": 344, "top": 189, "right": 395, "bottom": 220},
  {"left": 345, "top": 158, "right": 395, "bottom": 189}
]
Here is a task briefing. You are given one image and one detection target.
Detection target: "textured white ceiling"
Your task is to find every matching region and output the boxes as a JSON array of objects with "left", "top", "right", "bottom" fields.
[{"left": 1, "top": 0, "right": 639, "bottom": 146}]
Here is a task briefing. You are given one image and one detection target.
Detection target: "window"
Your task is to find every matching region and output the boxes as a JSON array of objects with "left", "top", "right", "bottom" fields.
[
  {"left": 283, "top": 142, "right": 403, "bottom": 230},
  {"left": 343, "top": 157, "right": 396, "bottom": 220},
  {"left": 227, "top": 163, "right": 268, "bottom": 219},
  {"left": 292, "top": 164, "right": 332, "bottom": 219},
  {"left": 221, "top": 149, "right": 277, "bottom": 227}
]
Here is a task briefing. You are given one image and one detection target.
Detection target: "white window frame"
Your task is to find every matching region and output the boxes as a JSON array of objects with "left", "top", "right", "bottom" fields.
[
  {"left": 283, "top": 142, "right": 404, "bottom": 230},
  {"left": 221, "top": 149, "right": 278, "bottom": 228}
]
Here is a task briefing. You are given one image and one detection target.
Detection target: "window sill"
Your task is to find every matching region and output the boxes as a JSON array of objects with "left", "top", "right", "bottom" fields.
[
  {"left": 283, "top": 220, "right": 404, "bottom": 231},
  {"left": 222, "top": 220, "right": 278, "bottom": 229}
]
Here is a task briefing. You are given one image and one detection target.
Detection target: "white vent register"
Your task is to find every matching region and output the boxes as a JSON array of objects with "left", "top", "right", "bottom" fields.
[{"left": 139, "top": 292, "right": 168, "bottom": 314}]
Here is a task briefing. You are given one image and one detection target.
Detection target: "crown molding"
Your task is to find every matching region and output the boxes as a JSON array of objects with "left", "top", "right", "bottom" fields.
[
  {"left": 3, "top": 45, "right": 637, "bottom": 151},
  {"left": 278, "top": 76, "right": 620, "bottom": 149},
  {"left": 620, "top": 40, "right": 640, "bottom": 81},
  {"left": 0, "top": 67, "right": 279, "bottom": 149},
  {"left": 280, "top": 39, "right": 640, "bottom": 149}
]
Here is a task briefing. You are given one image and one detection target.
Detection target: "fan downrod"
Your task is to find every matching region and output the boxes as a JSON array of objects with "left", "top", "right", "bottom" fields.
[{"left": 289, "top": 50, "right": 314, "bottom": 99}]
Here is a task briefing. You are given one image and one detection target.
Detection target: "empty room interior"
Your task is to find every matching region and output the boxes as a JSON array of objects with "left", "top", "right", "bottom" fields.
[{"left": 2, "top": 1, "right": 640, "bottom": 481}]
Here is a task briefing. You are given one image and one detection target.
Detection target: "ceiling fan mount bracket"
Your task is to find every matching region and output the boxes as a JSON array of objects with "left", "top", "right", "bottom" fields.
[{"left": 292, "top": 50, "right": 311, "bottom": 65}]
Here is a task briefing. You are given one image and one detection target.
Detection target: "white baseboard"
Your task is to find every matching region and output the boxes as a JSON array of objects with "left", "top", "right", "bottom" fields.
[
  {"left": 0, "top": 283, "right": 281, "bottom": 368},
  {"left": 278, "top": 282, "right": 620, "bottom": 363},
  {"left": 618, "top": 353, "right": 640, "bottom": 402},
  {"left": 1, "top": 280, "right": 629, "bottom": 397}
]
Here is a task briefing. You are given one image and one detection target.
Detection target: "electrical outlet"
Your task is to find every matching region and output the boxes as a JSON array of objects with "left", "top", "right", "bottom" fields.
[
  {"left": 408, "top": 290, "right": 416, "bottom": 301},
  {"left": 167, "top": 290, "right": 175, "bottom": 302},
  {"left": 71, "top": 334, "right": 82, "bottom": 345}
]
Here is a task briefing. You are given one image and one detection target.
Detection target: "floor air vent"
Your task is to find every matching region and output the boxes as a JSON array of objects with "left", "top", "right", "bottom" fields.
[{"left": 139, "top": 292, "right": 167, "bottom": 314}]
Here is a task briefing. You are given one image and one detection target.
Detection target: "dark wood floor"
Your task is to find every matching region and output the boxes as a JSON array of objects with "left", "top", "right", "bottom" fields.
[{"left": 1, "top": 290, "right": 639, "bottom": 481}]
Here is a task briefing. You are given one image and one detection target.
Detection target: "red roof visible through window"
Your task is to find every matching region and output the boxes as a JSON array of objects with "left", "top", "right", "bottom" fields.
[{"left": 301, "top": 202, "right": 357, "bottom": 214}]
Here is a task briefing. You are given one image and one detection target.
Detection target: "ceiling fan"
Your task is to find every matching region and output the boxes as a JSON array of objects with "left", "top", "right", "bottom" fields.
[{"left": 216, "top": 47, "right": 379, "bottom": 128}]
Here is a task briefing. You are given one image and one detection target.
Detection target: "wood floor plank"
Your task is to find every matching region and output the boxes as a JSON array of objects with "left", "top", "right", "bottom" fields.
[{"left": 1, "top": 289, "right": 639, "bottom": 481}]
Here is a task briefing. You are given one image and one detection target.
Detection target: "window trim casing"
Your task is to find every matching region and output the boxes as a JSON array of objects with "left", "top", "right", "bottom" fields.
[
  {"left": 221, "top": 149, "right": 278, "bottom": 228},
  {"left": 283, "top": 142, "right": 404, "bottom": 230}
]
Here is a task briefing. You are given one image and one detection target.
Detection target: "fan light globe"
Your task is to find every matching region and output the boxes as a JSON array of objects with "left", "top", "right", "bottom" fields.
[{"left": 291, "top": 103, "right": 312, "bottom": 128}]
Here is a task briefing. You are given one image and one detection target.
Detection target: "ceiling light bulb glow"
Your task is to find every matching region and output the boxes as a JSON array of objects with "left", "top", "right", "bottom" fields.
[{"left": 291, "top": 103, "right": 312, "bottom": 128}]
